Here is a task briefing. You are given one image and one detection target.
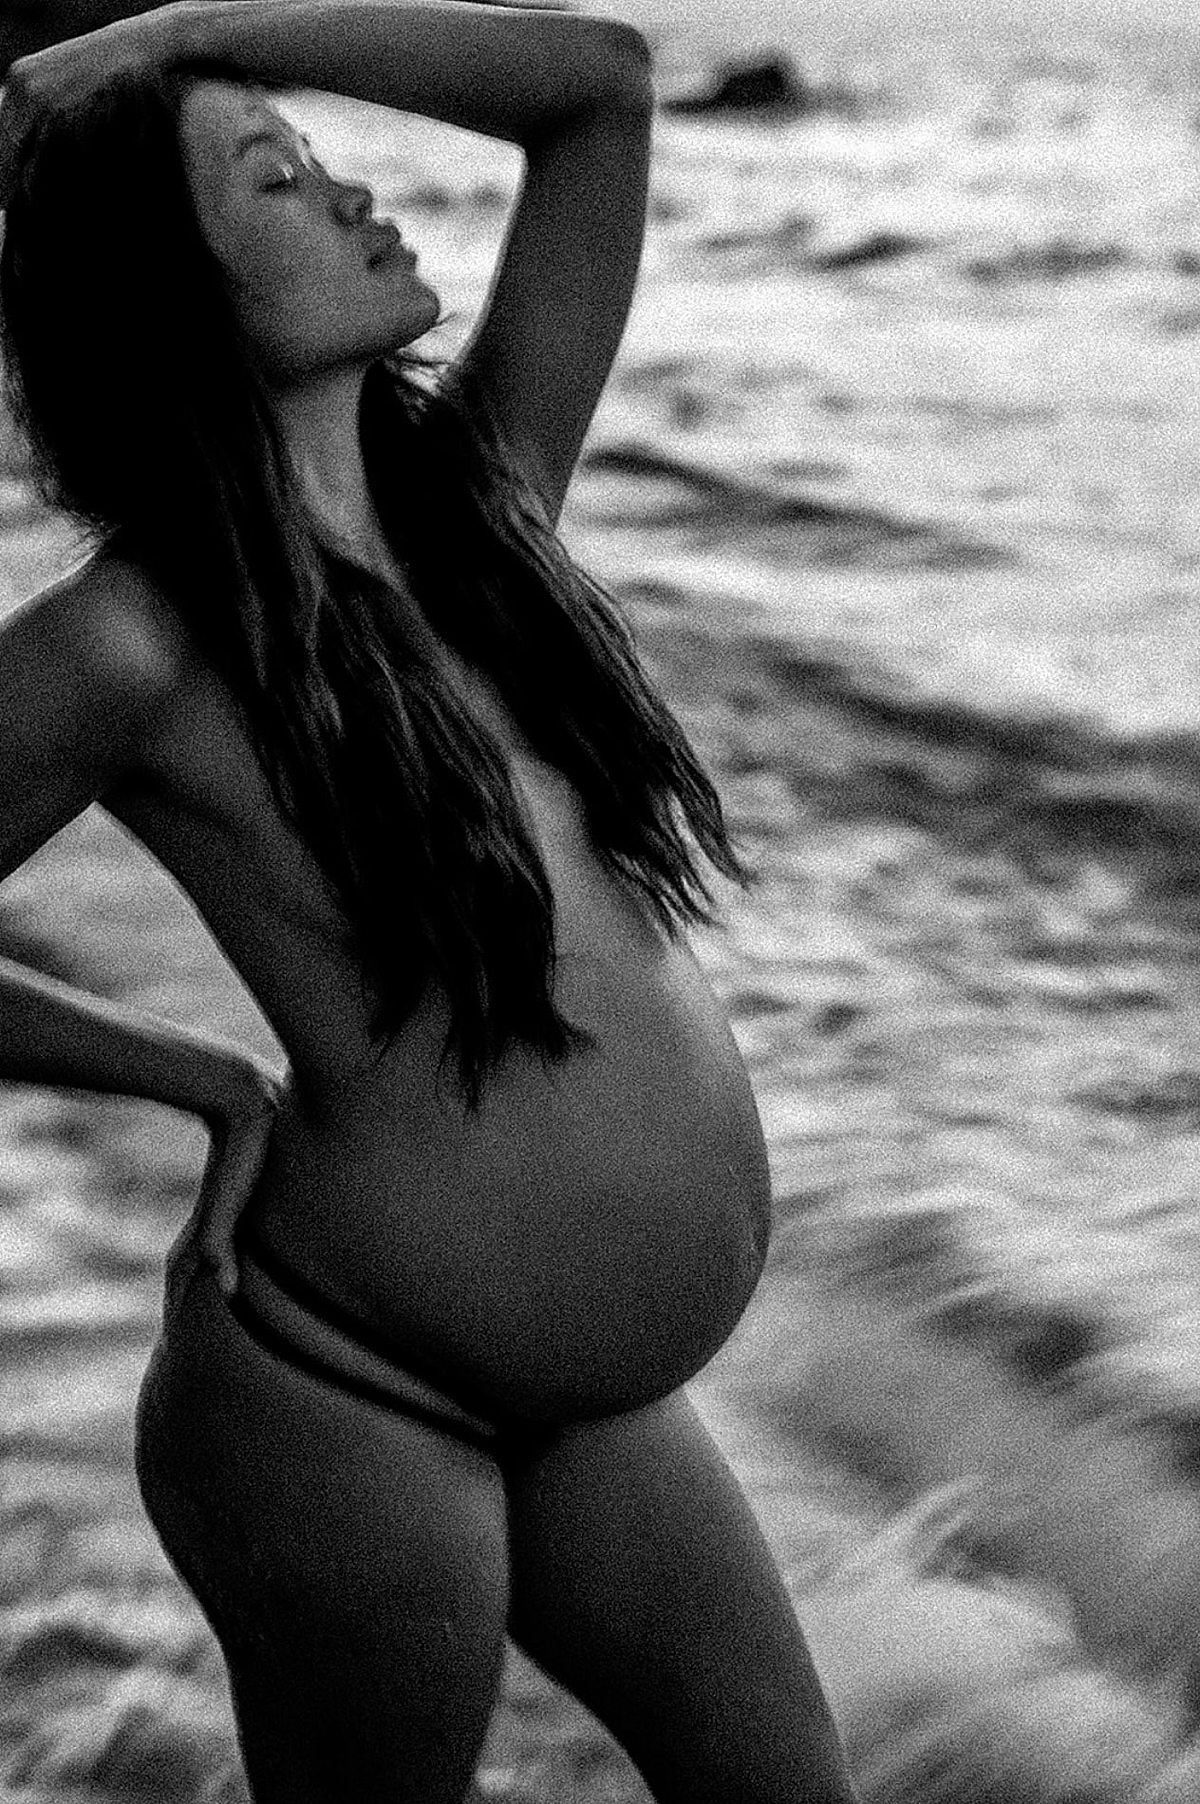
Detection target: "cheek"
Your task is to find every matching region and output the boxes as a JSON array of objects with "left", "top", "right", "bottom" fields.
[
  {"left": 220, "top": 214, "right": 357, "bottom": 365},
  {"left": 223, "top": 213, "right": 321, "bottom": 303},
  {"left": 204, "top": 199, "right": 435, "bottom": 371}
]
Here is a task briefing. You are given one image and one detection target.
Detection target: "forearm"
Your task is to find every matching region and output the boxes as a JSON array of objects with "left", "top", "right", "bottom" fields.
[
  {"left": 0, "top": 954, "right": 266, "bottom": 1124},
  {"left": 168, "top": 1, "right": 652, "bottom": 146}
]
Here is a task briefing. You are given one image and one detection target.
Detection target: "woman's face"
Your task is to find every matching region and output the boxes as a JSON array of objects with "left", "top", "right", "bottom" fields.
[{"left": 179, "top": 80, "right": 441, "bottom": 385}]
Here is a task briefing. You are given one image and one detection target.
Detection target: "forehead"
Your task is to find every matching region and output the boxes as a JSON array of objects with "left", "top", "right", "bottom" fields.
[{"left": 179, "top": 80, "right": 294, "bottom": 187}]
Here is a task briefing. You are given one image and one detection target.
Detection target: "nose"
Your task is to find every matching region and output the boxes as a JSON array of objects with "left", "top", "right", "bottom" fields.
[{"left": 332, "top": 179, "right": 373, "bottom": 227}]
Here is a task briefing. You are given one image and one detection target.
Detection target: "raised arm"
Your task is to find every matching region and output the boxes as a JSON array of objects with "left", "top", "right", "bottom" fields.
[
  {"left": 175, "top": 0, "right": 654, "bottom": 523},
  {"left": 0, "top": 0, "right": 655, "bottom": 526},
  {"left": 0, "top": 0, "right": 163, "bottom": 75},
  {"left": 436, "top": 19, "right": 653, "bottom": 527}
]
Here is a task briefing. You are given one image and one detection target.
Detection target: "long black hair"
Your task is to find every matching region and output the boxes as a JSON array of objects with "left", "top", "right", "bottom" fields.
[{"left": 0, "top": 62, "right": 752, "bottom": 1107}]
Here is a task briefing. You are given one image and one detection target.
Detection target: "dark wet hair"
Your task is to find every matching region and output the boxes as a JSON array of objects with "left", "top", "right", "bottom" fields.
[{"left": 0, "top": 62, "right": 751, "bottom": 1107}]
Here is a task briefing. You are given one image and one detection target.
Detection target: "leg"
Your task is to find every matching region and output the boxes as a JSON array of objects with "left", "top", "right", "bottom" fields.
[
  {"left": 505, "top": 1388, "right": 858, "bottom": 1804},
  {"left": 135, "top": 1264, "right": 510, "bottom": 1804}
]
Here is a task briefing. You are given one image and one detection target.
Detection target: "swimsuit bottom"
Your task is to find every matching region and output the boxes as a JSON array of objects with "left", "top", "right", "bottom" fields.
[{"left": 230, "top": 1223, "right": 562, "bottom": 1468}]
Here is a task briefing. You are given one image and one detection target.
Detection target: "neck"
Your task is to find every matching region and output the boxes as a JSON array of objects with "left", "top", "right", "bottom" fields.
[{"left": 271, "top": 366, "right": 395, "bottom": 577}]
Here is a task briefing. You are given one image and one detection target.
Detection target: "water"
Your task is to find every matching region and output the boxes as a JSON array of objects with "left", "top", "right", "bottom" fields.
[
  {"left": 7, "top": 5, "right": 1200, "bottom": 1798},
  {"left": 254, "top": 8, "right": 1200, "bottom": 741}
]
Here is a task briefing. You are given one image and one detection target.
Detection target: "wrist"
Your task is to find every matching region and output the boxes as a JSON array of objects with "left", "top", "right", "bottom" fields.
[
  {"left": 136, "top": 1, "right": 202, "bottom": 70},
  {"left": 196, "top": 1048, "right": 281, "bottom": 1132},
  {"left": 160, "top": 0, "right": 267, "bottom": 71}
]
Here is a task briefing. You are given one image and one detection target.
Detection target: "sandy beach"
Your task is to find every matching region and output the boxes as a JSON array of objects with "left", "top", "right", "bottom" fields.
[{"left": 6, "top": 1, "right": 1200, "bottom": 1797}]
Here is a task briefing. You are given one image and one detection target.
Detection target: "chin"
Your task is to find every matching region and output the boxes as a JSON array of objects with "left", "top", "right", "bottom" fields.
[{"left": 392, "top": 296, "right": 443, "bottom": 351}]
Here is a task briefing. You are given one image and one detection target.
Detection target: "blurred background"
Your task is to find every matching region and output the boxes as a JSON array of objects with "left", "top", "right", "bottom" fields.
[{"left": 7, "top": 0, "right": 1200, "bottom": 1796}]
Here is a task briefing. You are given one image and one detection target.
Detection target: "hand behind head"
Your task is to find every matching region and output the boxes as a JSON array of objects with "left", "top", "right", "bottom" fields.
[
  {"left": 0, "top": 2, "right": 171, "bottom": 208},
  {"left": 1, "top": 0, "right": 164, "bottom": 75}
]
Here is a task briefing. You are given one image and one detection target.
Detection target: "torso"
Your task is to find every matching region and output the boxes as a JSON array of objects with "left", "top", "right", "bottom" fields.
[{"left": 101, "top": 568, "right": 773, "bottom": 1421}]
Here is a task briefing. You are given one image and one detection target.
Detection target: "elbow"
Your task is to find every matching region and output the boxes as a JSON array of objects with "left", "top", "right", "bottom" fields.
[{"left": 592, "top": 20, "right": 656, "bottom": 113}]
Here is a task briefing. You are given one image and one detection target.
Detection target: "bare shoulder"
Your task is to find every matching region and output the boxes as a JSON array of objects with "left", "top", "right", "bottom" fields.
[
  {"left": 0, "top": 548, "right": 196, "bottom": 793},
  {"left": 0, "top": 552, "right": 197, "bottom": 882},
  {"left": 26, "top": 547, "right": 194, "bottom": 703}
]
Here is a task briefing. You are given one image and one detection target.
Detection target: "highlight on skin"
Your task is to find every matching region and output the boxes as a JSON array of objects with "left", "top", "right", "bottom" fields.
[{"left": 0, "top": 62, "right": 754, "bottom": 1109}]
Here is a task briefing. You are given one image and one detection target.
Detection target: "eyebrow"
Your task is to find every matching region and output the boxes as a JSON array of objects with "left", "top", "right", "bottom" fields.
[{"left": 233, "top": 128, "right": 291, "bottom": 159}]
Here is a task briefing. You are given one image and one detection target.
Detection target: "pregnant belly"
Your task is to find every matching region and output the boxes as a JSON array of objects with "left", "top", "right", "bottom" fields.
[{"left": 241, "top": 948, "right": 773, "bottom": 1420}]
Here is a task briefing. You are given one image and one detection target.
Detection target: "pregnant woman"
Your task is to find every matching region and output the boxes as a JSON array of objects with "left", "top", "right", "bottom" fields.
[{"left": 0, "top": 4, "right": 859, "bottom": 1799}]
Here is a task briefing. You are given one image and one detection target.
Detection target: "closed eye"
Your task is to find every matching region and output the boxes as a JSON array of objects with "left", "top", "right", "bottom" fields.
[
  {"left": 249, "top": 133, "right": 326, "bottom": 192},
  {"left": 251, "top": 147, "right": 300, "bottom": 190}
]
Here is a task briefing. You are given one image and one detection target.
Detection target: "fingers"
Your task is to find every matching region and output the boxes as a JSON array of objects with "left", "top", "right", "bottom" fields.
[
  {"left": 194, "top": 1106, "right": 278, "bottom": 1295},
  {"left": 0, "top": 68, "right": 34, "bottom": 208},
  {"left": 0, "top": 6, "right": 176, "bottom": 210},
  {"left": 198, "top": 1207, "right": 242, "bottom": 1295},
  {"left": 164, "top": 1079, "right": 280, "bottom": 1318},
  {"left": 201, "top": 1244, "right": 239, "bottom": 1298},
  {"left": 0, "top": 14, "right": 53, "bottom": 83},
  {"left": 195, "top": 1214, "right": 243, "bottom": 1298},
  {"left": 161, "top": 1237, "right": 202, "bottom": 1328}
]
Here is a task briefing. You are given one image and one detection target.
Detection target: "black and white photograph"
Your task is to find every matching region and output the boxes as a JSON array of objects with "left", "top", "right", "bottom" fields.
[{"left": 1, "top": 0, "right": 1199, "bottom": 1797}]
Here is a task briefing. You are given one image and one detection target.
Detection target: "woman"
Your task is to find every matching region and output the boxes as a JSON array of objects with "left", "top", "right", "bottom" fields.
[{"left": 0, "top": 4, "right": 860, "bottom": 1800}]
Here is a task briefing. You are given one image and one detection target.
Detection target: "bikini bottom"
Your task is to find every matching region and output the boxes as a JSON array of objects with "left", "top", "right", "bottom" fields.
[{"left": 228, "top": 1222, "right": 562, "bottom": 1467}]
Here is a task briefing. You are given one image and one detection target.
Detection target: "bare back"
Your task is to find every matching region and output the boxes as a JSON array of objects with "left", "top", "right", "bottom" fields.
[{"left": 100, "top": 562, "right": 772, "bottom": 1420}]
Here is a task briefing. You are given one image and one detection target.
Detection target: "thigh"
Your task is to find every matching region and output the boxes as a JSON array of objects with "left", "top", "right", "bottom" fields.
[
  {"left": 504, "top": 1388, "right": 856, "bottom": 1804},
  {"left": 136, "top": 1265, "right": 510, "bottom": 1804}
]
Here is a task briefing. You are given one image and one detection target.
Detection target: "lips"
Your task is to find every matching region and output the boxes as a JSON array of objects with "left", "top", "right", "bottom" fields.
[{"left": 365, "top": 219, "right": 404, "bottom": 267}]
